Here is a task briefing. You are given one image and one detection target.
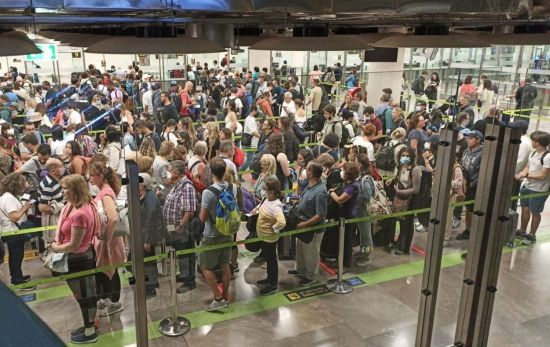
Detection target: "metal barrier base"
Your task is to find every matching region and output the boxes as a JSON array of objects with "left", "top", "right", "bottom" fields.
[
  {"left": 326, "top": 279, "right": 352, "bottom": 294},
  {"left": 158, "top": 316, "right": 191, "bottom": 337}
]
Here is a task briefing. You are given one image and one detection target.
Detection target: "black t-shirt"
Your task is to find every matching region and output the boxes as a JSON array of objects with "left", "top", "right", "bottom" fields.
[
  {"left": 161, "top": 102, "right": 179, "bottom": 124},
  {"left": 473, "top": 117, "right": 502, "bottom": 136}
]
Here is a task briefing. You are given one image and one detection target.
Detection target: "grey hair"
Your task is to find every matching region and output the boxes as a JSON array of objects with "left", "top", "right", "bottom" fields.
[
  {"left": 193, "top": 141, "right": 208, "bottom": 157},
  {"left": 219, "top": 139, "right": 234, "bottom": 155},
  {"left": 45, "top": 158, "right": 63, "bottom": 173},
  {"left": 169, "top": 160, "right": 187, "bottom": 176}
]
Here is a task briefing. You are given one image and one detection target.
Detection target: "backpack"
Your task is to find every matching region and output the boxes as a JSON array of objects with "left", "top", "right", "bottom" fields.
[
  {"left": 411, "top": 77, "right": 424, "bottom": 95},
  {"left": 240, "top": 95, "right": 250, "bottom": 118},
  {"left": 332, "top": 121, "right": 351, "bottom": 148},
  {"left": 367, "top": 177, "right": 391, "bottom": 216},
  {"left": 207, "top": 183, "right": 241, "bottom": 236},
  {"left": 171, "top": 92, "right": 182, "bottom": 113},
  {"left": 185, "top": 160, "right": 207, "bottom": 193},
  {"left": 304, "top": 112, "right": 325, "bottom": 133},
  {"left": 233, "top": 145, "right": 245, "bottom": 168},
  {"left": 357, "top": 175, "right": 375, "bottom": 211},
  {"left": 376, "top": 142, "right": 400, "bottom": 172}
]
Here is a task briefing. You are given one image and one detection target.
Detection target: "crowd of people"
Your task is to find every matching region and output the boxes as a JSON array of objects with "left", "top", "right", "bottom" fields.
[{"left": 0, "top": 61, "right": 546, "bottom": 344}]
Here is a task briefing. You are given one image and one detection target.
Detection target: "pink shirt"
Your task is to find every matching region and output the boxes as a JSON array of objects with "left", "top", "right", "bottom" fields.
[
  {"left": 94, "top": 185, "right": 116, "bottom": 204},
  {"left": 459, "top": 84, "right": 477, "bottom": 97},
  {"left": 58, "top": 203, "right": 98, "bottom": 254}
]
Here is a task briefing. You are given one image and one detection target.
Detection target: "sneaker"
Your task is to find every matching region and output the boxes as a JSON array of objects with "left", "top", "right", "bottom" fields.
[
  {"left": 515, "top": 230, "right": 527, "bottom": 239},
  {"left": 456, "top": 229, "right": 470, "bottom": 240},
  {"left": 287, "top": 270, "right": 302, "bottom": 278},
  {"left": 522, "top": 234, "right": 536, "bottom": 245},
  {"left": 298, "top": 277, "right": 317, "bottom": 286},
  {"left": 414, "top": 219, "right": 421, "bottom": 228},
  {"left": 96, "top": 298, "right": 109, "bottom": 310},
  {"left": 176, "top": 282, "right": 196, "bottom": 294},
  {"left": 259, "top": 286, "right": 278, "bottom": 296},
  {"left": 256, "top": 278, "right": 270, "bottom": 285},
  {"left": 416, "top": 224, "right": 427, "bottom": 232},
  {"left": 99, "top": 301, "right": 123, "bottom": 317},
  {"left": 146, "top": 288, "right": 157, "bottom": 299},
  {"left": 71, "top": 327, "right": 85, "bottom": 338},
  {"left": 452, "top": 217, "right": 461, "bottom": 229},
  {"left": 204, "top": 298, "right": 229, "bottom": 312},
  {"left": 355, "top": 256, "right": 371, "bottom": 267},
  {"left": 70, "top": 330, "right": 98, "bottom": 344},
  {"left": 11, "top": 276, "right": 31, "bottom": 285}
]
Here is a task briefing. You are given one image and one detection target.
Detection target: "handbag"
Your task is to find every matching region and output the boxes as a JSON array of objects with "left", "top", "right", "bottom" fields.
[
  {"left": 285, "top": 206, "right": 314, "bottom": 244},
  {"left": 44, "top": 252, "right": 68, "bottom": 273},
  {"left": 241, "top": 133, "right": 253, "bottom": 147},
  {"left": 245, "top": 214, "right": 261, "bottom": 252}
]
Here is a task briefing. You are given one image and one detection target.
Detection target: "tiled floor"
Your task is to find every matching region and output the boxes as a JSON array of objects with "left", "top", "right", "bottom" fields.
[{"left": 3, "top": 217, "right": 550, "bottom": 346}]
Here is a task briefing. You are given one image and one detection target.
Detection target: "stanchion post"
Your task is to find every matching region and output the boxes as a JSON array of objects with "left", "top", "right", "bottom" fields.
[
  {"left": 326, "top": 218, "right": 352, "bottom": 294},
  {"left": 159, "top": 249, "right": 191, "bottom": 337}
]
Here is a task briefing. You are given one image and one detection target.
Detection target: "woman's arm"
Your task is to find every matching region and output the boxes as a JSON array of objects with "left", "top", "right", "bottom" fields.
[
  {"left": 278, "top": 153, "right": 291, "bottom": 177},
  {"left": 51, "top": 226, "right": 85, "bottom": 253},
  {"left": 410, "top": 138, "right": 418, "bottom": 154},
  {"left": 73, "top": 157, "right": 85, "bottom": 175},
  {"left": 7, "top": 201, "right": 32, "bottom": 223},
  {"left": 102, "top": 195, "right": 118, "bottom": 240},
  {"left": 330, "top": 190, "right": 352, "bottom": 205},
  {"left": 272, "top": 207, "right": 286, "bottom": 232}
]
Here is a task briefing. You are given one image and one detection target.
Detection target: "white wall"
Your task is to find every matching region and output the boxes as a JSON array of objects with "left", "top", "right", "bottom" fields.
[
  {"left": 248, "top": 49, "right": 272, "bottom": 73},
  {"left": 365, "top": 48, "right": 405, "bottom": 106}
]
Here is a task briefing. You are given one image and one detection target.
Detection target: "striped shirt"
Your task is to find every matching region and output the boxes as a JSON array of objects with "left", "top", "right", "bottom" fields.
[{"left": 38, "top": 174, "right": 64, "bottom": 205}]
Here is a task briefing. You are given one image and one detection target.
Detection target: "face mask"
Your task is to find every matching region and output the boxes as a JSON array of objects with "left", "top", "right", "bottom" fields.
[
  {"left": 6, "top": 128, "right": 15, "bottom": 136},
  {"left": 415, "top": 106, "right": 421, "bottom": 112},
  {"left": 424, "top": 142, "right": 431, "bottom": 150},
  {"left": 400, "top": 157, "right": 411, "bottom": 165},
  {"left": 166, "top": 171, "right": 172, "bottom": 179},
  {"left": 340, "top": 170, "right": 345, "bottom": 180}
]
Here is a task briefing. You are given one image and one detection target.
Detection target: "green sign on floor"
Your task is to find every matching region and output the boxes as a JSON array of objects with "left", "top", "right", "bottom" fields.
[{"left": 25, "top": 44, "right": 57, "bottom": 61}]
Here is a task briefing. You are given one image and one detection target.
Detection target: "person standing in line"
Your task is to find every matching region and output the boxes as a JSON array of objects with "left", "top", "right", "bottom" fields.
[
  {"left": 288, "top": 161, "right": 328, "bottom": 286},
  {"left": 455, "top": 130, "right": 484, "bottom": 241},
  {"left": 517, "top": 131, "right": 550, "bottom": 245}
]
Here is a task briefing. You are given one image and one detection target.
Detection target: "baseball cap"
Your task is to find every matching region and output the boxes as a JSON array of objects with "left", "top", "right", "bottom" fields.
[{"left": 466, "top": 130, "right": 483, "bottom": 140}]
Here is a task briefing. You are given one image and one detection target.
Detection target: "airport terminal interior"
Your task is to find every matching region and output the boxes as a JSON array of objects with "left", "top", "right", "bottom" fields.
[{"left": 0, "top": 1, "right": 550, "bottom": 346}]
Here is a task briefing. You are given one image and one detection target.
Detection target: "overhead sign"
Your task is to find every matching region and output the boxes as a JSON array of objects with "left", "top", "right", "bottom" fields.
[{"left": 25, "top": 44, "right": 57, "bottom": 62}]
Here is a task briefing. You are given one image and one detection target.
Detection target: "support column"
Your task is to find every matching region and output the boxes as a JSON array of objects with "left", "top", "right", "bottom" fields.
[
  {"left": 453, "top": 124, "right": 521, "bottom": 347},
  {"left": 365, "top": 48, "right": 405, "bottom": 106},
  {"left": 416, "top": 125, "right": 458, "bottom": 346},
  {"left": 248, "top": 49, "right": 271, "bottom": 74}
]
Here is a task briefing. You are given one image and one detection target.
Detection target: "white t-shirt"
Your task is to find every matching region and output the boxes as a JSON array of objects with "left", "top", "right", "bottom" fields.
[
  {"left": 162, "top": 131, "right": 179, "bottom": 146},
  {"left": 68, "top": 110, "right": 82, "bottom": 126},
  {"left": 243, "top": 116, "right": 259, "bottom": 149},
  {"left": 280, "top": 100, "right": 296, "bottom": 118},
  {"left": 142, "top": 90, "right": 153, "bottom": 112},
  {"left": 516, "top": 135, "right": 532, "bottom": 174},
  {"left": 51, "top": 139, "right": 66, "bottom": 157},
  {"left": 0, "top": 192, "right": 26, "bottom": 233},
  {"left": 351, "top": 136, "right": 375, "bottom": 162},
  {"left": 524, "top": 150, "right": 550, "bottom": 192}
]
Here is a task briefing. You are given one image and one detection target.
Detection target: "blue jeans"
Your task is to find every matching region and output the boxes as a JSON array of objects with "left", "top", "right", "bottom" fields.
[
  {"left": 241, "top": 149, "right": 256, "bottom": 171},
  {"left": 5, "top": 220, "right": 37, "bottom": 283}
]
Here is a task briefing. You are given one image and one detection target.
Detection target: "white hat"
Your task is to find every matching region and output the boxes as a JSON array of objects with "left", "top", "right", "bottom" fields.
[
  {"left": 138, "top": 173, "right": 154, "bottom": 189},
  {"left": 28, "top": 112, "right": 42, "bottom": 123}
]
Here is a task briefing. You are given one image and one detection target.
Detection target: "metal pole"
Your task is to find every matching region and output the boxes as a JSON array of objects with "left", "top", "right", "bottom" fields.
[
  {"left": 359, "top": 50, "right": 366, "bottom": 101},
  {"left": 415, "top": 126, "right": 458, "bottom": 347},
  {"left": 126, "top": 160, "right": 149, "bottom": 347},
  {"left": 326, "top": 218, "right": 352, "bottom": 294},
  {"left": 81, "top": 48, "right": 87, "bottom": 72},
  {"left": 159, "top": 249, "right": 191, "bottom": 336},
  {"left": 56, "top": 60, "right": 61, "bottom": 84}
]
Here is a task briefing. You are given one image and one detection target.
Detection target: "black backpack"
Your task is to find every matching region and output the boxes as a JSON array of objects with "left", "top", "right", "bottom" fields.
[
  {"left": 172, "top": 92, "right": 182, "bottom": 114},
  {"left": 318, "top": 88, "right": 330, "bottom": 112},
  {"left": 304, "top": 111, "right": 325, "bottom": 133},
  {"left": 332, "top": 121, "right": 351, "bottom": 148},
  {"left": 411, "top": 77, "right": 424, "bottom": 95},
  {"left": 376, "top": 142, "right": 399, "bottom": 171}
]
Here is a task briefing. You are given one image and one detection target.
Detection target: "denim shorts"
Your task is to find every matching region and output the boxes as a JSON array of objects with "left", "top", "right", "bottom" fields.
[{"left": 520, "top": 186, "right": 549, "bottom": 214}]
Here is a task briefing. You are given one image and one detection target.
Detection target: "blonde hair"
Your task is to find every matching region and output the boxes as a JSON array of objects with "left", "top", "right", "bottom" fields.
[
  {"left": 159, "top": 141, "right": 175, "bottom": 157},
  {"left": 205, "top": 121, "right": 219, "bottom": 142},
  {"left": 61, "top": 174, "right": 92, "bottom": 208},
  {"left": 261, "top": 153, "right": 277, "bottom": 176},
  {"left": 139, "top": 137, "right": 157, "bottom": 158}
]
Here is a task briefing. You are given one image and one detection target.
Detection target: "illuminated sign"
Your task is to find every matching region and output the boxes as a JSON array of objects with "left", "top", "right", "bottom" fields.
[{"left": 25, "top": 44, "right": 57, "bottom": 62}]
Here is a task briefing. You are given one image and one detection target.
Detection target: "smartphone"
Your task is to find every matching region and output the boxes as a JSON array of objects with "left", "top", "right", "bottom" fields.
[
  {"left": 21, "top": 193, "right": 30, "bottom": 201},
  {"left": 245, "top": 213, "right": 255, "bottom": 217},
  {"left": 29, "top": 199, "right": 36, "bottom": 204}
]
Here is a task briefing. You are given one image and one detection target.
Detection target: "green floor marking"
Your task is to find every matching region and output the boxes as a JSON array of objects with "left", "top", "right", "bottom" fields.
[{"left": 80, "top": 231, "right": 550, "bottom": 347}]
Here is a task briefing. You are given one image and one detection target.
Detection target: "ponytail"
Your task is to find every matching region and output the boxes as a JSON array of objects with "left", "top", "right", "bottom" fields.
[{"left": 89, "top": 161, "right": 122, "bottom": 196}]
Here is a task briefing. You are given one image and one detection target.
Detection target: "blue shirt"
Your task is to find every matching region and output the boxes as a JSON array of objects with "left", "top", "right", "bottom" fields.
[{"left": 297, "top": 181, "right": 327, "bottom": 222}]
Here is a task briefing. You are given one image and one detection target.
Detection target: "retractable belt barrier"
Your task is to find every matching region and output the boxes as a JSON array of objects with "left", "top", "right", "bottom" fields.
[{"left": 7, "top": 190, "right": 549, "bottom": 291}]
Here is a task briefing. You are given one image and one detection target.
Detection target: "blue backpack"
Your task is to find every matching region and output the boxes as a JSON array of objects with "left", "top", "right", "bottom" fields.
[{"left": 207, "top": 183, "right": 241, "bottom": 236}]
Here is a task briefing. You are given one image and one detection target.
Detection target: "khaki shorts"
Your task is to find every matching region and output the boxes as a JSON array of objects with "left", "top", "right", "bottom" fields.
[{"left": 198, "top": 234, "right": 233, "bottom": 270}]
